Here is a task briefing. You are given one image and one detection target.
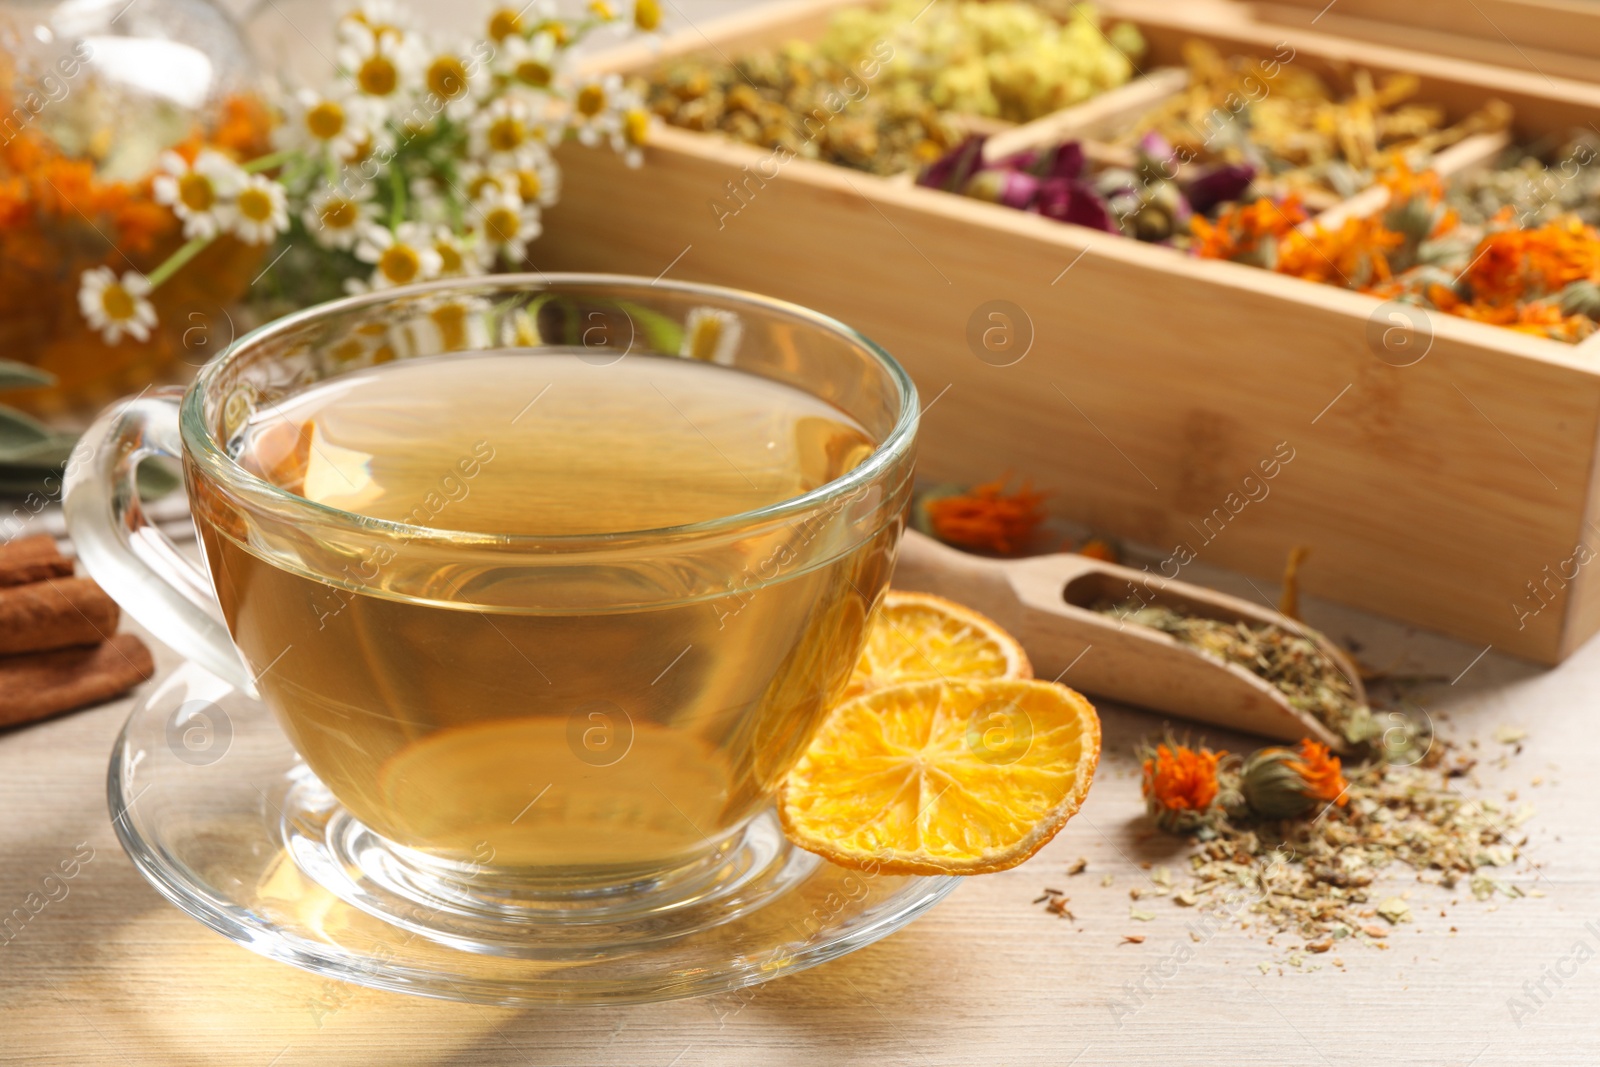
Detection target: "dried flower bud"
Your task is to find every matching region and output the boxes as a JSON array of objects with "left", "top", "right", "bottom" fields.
[
  {"left": 1238, "top": 739, "right": 1349, "bottom": 820},
  {"left": 1560, "top": 280, "right": 1600, "bottom": 320}
]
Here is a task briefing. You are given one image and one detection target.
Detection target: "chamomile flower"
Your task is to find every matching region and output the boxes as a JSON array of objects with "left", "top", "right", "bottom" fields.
[
  {"left": 339, "top": 20, "right": 421, "bottom": 119},
  {"left": 77, "top": 268, "right": 157, "bottom": 345},
  {"left": 395, "top": 294, "right": 492, "bottom": 357},
  {"left": 334, "top": 123, "right": 395, "bottom": 166},
  {"left": 151, "top": 149, "right": 241, "bottom": 239},
  {"left": 498, "top": 32, "right": 564, "bottom": 95},
  {"left": 420, "top": 41, "right": 487, "bottom": 118},
  {"left": 430, "top": 226, "right": 484, "bottom": 278},
  {"left": 472, "top": 190, "right": 541, "bottom": 264},
  {"left": 456, "top": 160, "right": 509, "bottom": 203},
  {"left": 613, "top": 101, "right": 650, "bottom": 168},
  {"left": 303, "top": 184, "right": 379, "bottom": 249},
  {"left": 680, "top": 306, "right": 743, "bottom": 365},
  {"left": 276, "top": 89, "right": 369, "bottom": 160},
  {"left": 485, "top": 1, "right": 545, "bottom": 42},
  {"left": 586, "top": 0, "right": 618, "bottom": 22},
  {"left": 222, "top": 174, "right": 290, "bottom": 245},
  {"left": 567, "top": 73, "right": 625, "bottom": 147},
  {"left": 629, "top": 0, "right": 662, "bottom": 34},
  {"left": 469, "top": 93, "right": 547, "bottom": 169},
  {"left": 326, "top": 319, "right": 399, "bottom": 365},
  {"left": 338, "top": 0, "right": 415, "bottom": 45},
  {"left": 355, "top": 222, "right": 444, "bottom": 288},
  {"left": 507, "top": 152, "right": 560, "bottom": 207}
]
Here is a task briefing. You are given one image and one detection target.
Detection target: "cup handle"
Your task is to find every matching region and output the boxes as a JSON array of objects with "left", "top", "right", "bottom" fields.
[{"left": 63, "top": 386, "right": 256, "bottom": 694}]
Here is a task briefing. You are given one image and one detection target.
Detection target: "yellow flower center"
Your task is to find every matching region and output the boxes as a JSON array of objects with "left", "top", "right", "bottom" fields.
[
  {"left": 237, "top": 187, "right": 274, "bottom": 222},
  {"left": 487, "top": 116, "right": 527, "bottom": 153},
  {"left": 538, "top": 20, "right": 569, "bottom": 45},
  {"left": 379, "top": 244, "right": 422, "bottom": 284},
  {"left": 346, "top": 137, "right": 375, "bottom": 163},
  {"left": 177, "top": 172, "right": 214, "bottom": 212},
  {"left": 320, "top": 198, "right": 358, "bottom": 229},
  {"left": 487, "top": 8, "right": 522, "bottom": 40},
  {"left": 485, "top": 206, "right": 520, "bottom": 241},
  {"left": 467, "top": 173, "right": 501, "bottom": 199},
  {"left": 435, "top": 240, "right": 463, "bottom": 274},
  {"left": 633, "top": 0, "right": 661, "bottom": 31},
  {"left": 431, "top": 303, "right": 469, "bottom": 347},
  {"left": 330, "top": 337, "right": 367, "bottom": 362},
  {"left": 576, "top": 85, "right": 606, "bottom": 118},
  {"left": 587, "top": 0, "right": 616, "bottom": 21},
  {"left": 514, "top": 59, "right": 552, "bottom": 88},
  {"left": 685, "top": 316, "right": 723, "bottom": 361},
  {"left": 624, "top": 108, "right": 649, "bottom": 147},
  {"left": 100, "top": 283, "right": 134, "bottom": 321},
  {"left": 306, "top": 100, "right": 345, "bottom": 140},
  {"left": 358, "top": 55, "right": 398, "bottom": 96},
  {"left": 427, "top": 56, "right": 468, "bottom": 99},
  {"left": 515, "top": 169, "right": 541, "bottom": 201}
]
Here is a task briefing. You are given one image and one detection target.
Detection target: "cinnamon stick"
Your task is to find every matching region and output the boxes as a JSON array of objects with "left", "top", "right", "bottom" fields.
[
  {"left": 0, "top": 634, "right": 155, "bottom": 727},
  {"left": 0, "top": 577, "right": 120, "bottom": 654},
  {"left": 0, "top": 535, "right": 73, "bottom": 588}
]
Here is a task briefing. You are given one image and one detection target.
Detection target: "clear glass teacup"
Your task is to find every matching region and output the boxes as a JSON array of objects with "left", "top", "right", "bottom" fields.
[{"left": 65, "top": 275, "right": 917, "bottom": 909}]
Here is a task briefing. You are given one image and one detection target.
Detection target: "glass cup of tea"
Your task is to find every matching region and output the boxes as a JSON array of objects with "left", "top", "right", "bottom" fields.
[{"left": 64, "top": 275, "right": 917, "bottom": 932}]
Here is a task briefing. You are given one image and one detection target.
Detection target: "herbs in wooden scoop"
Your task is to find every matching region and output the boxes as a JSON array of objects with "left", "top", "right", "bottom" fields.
[{"left": 1097, "top": 600, "right": 1366, "bottom": 742}]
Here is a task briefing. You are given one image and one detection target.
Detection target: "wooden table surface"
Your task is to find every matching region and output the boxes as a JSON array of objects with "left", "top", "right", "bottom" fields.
[
  {"left": 3, "top": 547, "right": 1595, "bottom": 1066},
  {"left": 6, "top": 1, "right": 1600, "bottom": 1063}
]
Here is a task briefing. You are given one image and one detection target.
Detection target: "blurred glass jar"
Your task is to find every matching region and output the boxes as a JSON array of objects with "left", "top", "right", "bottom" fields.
[{"left": 0, "top": 0, "right": 269, "bottom": 417}]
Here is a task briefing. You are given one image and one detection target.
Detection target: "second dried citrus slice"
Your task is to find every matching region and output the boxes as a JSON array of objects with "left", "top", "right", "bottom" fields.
[
  {"left": 780, "top": 679, "right": 1100, "bottom": 876},
  {"left": 844, "top": 591, "right": 1032, "bottom": 699}
]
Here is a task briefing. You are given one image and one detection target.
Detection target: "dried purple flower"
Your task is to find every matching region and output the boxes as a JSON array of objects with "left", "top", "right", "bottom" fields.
[{"left": 1183, "top": 163, "right": 1257, "bottom": 215}]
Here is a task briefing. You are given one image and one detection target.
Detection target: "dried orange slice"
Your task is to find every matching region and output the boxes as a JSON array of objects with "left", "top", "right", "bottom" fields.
[
  {"left": 844, "top": 591, "right": 1032, "bottom": 699},
  {"left": 779, "top": 679, "right": 1100, "bottom": 875}
]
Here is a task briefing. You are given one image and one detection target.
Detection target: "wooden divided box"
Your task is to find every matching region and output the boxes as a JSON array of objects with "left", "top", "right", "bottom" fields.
[{"left": 542, "top": 0, "right": 1600, "bottom": 664}]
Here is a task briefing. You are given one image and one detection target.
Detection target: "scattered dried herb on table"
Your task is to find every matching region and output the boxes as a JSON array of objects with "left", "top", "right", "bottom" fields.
[
  {"left": 642, "top": 0, "right": 1144, "bottom": 175},
  {"left": 1128, "top": 737, "right": 1531, "bottom": 956},
  {"left": 1096, "top": 601, "right": 1370, "bottom": 743}
]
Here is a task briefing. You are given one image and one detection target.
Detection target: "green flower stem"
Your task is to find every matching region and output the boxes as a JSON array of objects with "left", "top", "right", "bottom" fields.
[
  {"left": 144, "top": 235, "right": 212, "bottom": 289},
  {"left": 389, "top": 164, "right": 406, "bottom": 228},
  {"left": 241, "top": 149, "right": 297, "bottom": 174}
]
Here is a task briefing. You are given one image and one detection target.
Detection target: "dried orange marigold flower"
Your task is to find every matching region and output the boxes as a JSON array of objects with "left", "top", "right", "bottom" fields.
[
  {"left": 925, "top": 477, "right": 1046, "bottom": 556},
  {"left": 1141, "top": 741, "right": 1224, "bottom": 815},
  {"left": 1287, "top": 739, "right": 1348, "bottom": 806}
]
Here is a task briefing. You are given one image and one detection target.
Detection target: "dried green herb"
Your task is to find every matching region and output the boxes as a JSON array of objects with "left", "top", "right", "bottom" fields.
[
  {"left": 1096, "top": 601, "right": 1368, "bottom": 742},
  {"left": 641, "top": 0, "right": 1145, "bottom": 176}
]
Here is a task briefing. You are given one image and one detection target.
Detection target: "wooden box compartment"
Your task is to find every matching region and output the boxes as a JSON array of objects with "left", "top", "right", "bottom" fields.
[
  {"left": 1217, "top": 0, "right": 1600, "bottom": 85},
  {"left": 540, "top": 0, "right": 1600, "bottom": 664}
]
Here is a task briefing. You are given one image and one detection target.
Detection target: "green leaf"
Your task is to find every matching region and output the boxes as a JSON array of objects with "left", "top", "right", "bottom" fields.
[
  {"left": 0, "top": 404, "right": 55, "bottom": 452},
  {"left": 0, "top": 361, "right": 54, "bottom": 390}
]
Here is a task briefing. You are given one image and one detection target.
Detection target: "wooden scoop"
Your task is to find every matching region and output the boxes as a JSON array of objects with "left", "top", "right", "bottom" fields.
[{"left": 892, "top": 530, "right": 1362, "bottom": 751}]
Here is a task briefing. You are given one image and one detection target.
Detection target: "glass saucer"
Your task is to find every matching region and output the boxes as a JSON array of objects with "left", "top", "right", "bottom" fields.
[{"left": 109, "top": 663, "right": 959, "bottom": 1005}]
